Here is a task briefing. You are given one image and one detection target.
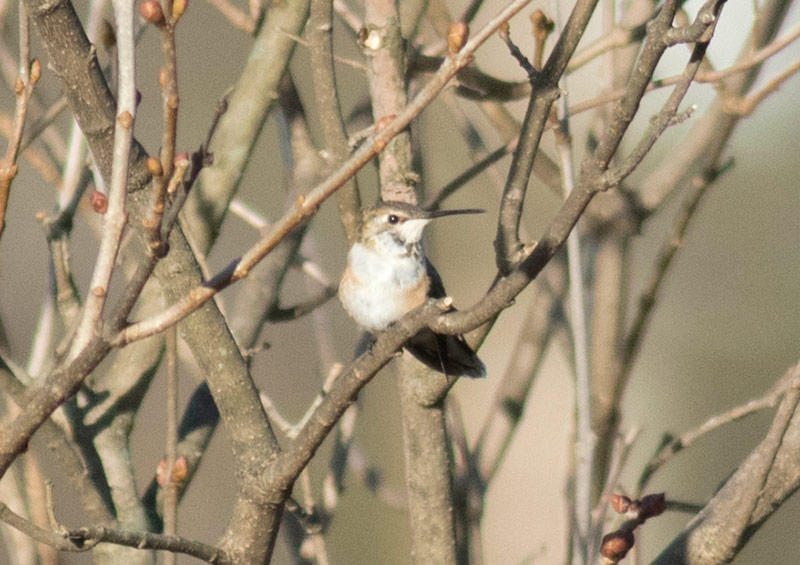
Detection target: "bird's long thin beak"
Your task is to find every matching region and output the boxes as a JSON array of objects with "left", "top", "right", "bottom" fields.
[{"left": 426, "top": 208, "right": 485, "bottom": 219}]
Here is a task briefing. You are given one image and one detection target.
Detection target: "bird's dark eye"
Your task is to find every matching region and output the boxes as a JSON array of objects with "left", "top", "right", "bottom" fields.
[{"left": 387, "top": 214, "right": 399, "bottom": 224}]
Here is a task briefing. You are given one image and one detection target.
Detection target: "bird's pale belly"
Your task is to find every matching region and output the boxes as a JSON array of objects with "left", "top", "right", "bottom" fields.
[{"left": 339, "top": 245, "right": 429, "bottom": 331}]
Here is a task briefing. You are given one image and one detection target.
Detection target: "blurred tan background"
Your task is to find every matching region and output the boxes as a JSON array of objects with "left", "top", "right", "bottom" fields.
[{"left": 1, "top": 0, "right": 799, "bottom": 563}]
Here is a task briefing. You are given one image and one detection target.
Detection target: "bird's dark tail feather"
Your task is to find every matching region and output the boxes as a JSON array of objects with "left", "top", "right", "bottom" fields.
[{"left": 405, "top": 329, "right": 486, "bottom": 379}]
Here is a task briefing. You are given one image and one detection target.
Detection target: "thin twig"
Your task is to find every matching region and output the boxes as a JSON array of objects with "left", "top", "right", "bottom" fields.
[
  {"left": 638, "top": 368, "right": 798, "bottom": 491},
  {"left": 68, "top": 0, "right": 136, "bottom": 357},
  {"left": 206, "top": 0, "right": 255, "bottom": 33},
  {"left": 0, "top": 502, "right": 228, "bottom": 563},
  {"left": 112, "top": 0, "right": 536, "bottom": 347},
  {"left": 0, "top": 1, "right": 35, "bottom": 239},
  {"left": 552, "top": 44, "right": 595, "bottom": 565},
  {"left": 163, "top": 327, "right": 178, "bottom": 565},
  {"left": 621, "top": 162, "right": 730, "bottom": 389},
  {"left": 309, "top": 0, "right": 360, "bottom": 241},
  {"left": 724, "top": 59, "right": 800, "bottom": 116}
]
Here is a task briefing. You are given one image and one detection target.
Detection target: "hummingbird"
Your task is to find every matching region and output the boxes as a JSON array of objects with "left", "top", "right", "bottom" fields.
[{"left": 339, "top": 201, "right": 486, "bottom": 378}]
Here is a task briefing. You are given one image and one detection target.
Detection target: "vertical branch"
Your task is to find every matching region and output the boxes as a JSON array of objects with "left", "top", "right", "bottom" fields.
[
  {"left": 68, "top": 0, "right": 136, "bottom": 357},
  {"left": 141, "top": 0, "right": 182, "bottom": 255},
  {"left": 553, "top": 91, "right": 594, "bottom": 565},
  {"left": 397, "top": 357, "right": 458, "bottom": 564},
  {"left": 308, "top": 0, "right": 360, "bottom": 241},
  {"left": 362, "top": 1, "right": 456, "bottom": 562},
  {"left": 162, "top": 326, "right": 178, "bottom": 565},
  {"left": 182, "top": 0, "right": 310, "bottom": 252},
  {"left": 0, "top": 1, "right": 37, "bottom": 239},
  {"left": 540, "top": 5, "right": 596, "bottom": 561},
  {"left": 363, "top": 0, "right": 416, "bottom": 204}
]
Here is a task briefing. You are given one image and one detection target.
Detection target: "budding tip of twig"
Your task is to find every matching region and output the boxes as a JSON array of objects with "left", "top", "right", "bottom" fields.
[
  {"left": 699, "top": 11, "right": 715, "bottom": 24},
  {"left": 139, "top": 0, "right": 165, "bottom": 26},
  {"left": 610, "top": 493, "right": 632, "bottom": 514},
  {"left": 600, "top": 528, "right": 635, "bottom": 562},
  {"left": 497, "top": 21, "right": 510, "bottom": 41},
  {"left": 172, "top": 0, "right": 189, "bottom": 20},
  {"left": 30, "top": 59, "right": 41, "bottom": 85},
  {"left": 90, "top": 191, "right": 109, "bottom": 214},
  {"left": 640, "top": 492, "right": 666, "bottom": 519},
  {"left": 530, "top": 9, "right": 555, "bottom": 39},
  {"left": 447, "top": 21, "right": 469, "bottom": 56}
]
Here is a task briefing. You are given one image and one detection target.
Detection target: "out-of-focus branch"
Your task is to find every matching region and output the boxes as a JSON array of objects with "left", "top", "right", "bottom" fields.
[
  {"left": 589, "top": 0, "right": 794, "bottom": 503},
  {"left": 181, "top": 0, "right": 311, "bottom": 252},
  {"left": 654, "top": 363, "right": 800, "bottom": 564},
  {"left": 309, "top": 0, "right": 360, "bottom": 241},
  {"left": 638, "top": 367, "right": 798, "bottom": 492},
  {"left": 552, "top": 49, "right": 595, "bottom": 565},
  {"left": 227, "top": 75, "right": 318, "bottom": 350},
  {"left": 206, "top": 0, "right": 256, "bottom": 34}
]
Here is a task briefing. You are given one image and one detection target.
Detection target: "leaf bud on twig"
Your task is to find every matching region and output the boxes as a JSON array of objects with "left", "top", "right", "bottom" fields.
[
  {"left": 172, "top": 0, "right": 189, "bottom": 21},
  {"left": 139, "top": 0, "right": 165, "bottom": 26},
  {"left": 610, "top": 493, "right": 631, "bottom": 514},
  {"left": 639, "top": 492, "right": 666, "bottom": 519},
  {"left": 600, "top": 528, "right": 634, "bottom": 562},
  {"left": 90, "top": 191, "right": 108, "bottom": 214},
  {"left": 447, "top": 21, "right": 469, "bottom": 55},
  {"left": 30, "top": 59, "right": 41, "bottom": 85}
]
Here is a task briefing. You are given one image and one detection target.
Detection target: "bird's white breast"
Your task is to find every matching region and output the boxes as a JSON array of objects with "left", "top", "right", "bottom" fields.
[{"left": 340, "top": 241, "right": 427, "bottom": 331}]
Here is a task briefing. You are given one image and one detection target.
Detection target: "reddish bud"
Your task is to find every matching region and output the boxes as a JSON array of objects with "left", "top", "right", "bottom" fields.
[
  {"left": 447, "top": 21, "right": 469, "bottom": 55},
  {"left": 600, "top": 529, "right": 635, "bottom": 562},
  {"left": 90, "top": 191, "right": 108, "bottom": 214},
  {"left": 610, "top": 493, "right": 631, "bottom": 514},
  {"left": 139, "top": 0, "right": 165, "bottom": 26},
  {"left": 174, "top": 152, "right": 189, "bottom": 166},
  {"left": 640, "top": 493, "right": 666, "bottom": 520}
]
